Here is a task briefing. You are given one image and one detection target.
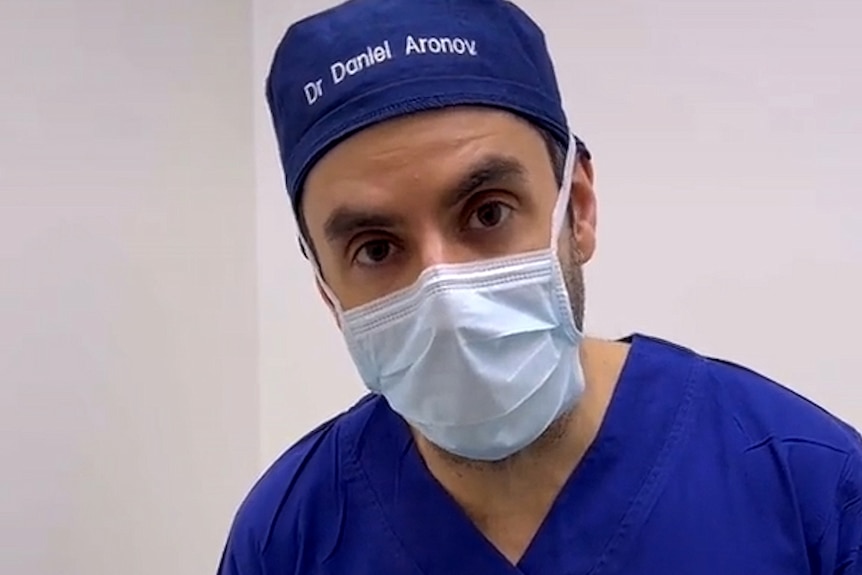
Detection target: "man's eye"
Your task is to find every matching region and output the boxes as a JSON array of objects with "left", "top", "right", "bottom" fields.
[
  {"left": 466, "top": 201, "right": 513, "bottom": 230},
  {"left": 354, "top": 239, "right": 397, "bottom": 266}
]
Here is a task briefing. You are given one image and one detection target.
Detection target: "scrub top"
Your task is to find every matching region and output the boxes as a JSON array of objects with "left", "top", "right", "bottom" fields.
[{"left": 218, "top": 334, "right": 862, "bottom": 574}]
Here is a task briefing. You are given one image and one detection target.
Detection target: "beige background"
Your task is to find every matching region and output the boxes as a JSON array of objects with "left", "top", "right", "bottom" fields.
[
  {"left": 1, "top": 0, "right": 859, "bottom": 574},
  {"left": 1, "top": 1, "right": 257, "bottom": 574}
]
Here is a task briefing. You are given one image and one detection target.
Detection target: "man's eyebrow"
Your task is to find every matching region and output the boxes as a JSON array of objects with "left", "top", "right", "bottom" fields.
[
  {"left": 443, "top": 155, "right": 529, "bottom": 209},
  {"left": 323, "top": 208, "right": 404, "bottom": 245},
  {"left": 321, "top": 155, "right": 528, "bottom": 245}
]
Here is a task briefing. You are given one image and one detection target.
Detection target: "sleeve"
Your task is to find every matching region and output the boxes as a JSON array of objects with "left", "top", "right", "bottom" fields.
[
  {"left": 215, "top": 523, "right": 266, "bottom": 575},
  {"left": 820, "top": 439, "right": 862, "bottom": 574}
]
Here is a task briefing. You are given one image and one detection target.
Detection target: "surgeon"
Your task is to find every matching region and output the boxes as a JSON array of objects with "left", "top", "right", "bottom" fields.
[{"left": 218, "top": 0, "right": 862, "bottom": 573}]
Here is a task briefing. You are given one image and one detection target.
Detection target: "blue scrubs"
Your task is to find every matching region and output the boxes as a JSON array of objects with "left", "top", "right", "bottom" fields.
[{"left": 218, "top": 335, "right": 862, "bottom": 574}]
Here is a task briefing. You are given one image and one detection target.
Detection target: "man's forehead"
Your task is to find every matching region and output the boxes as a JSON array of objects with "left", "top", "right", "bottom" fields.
[{"left": 305, "top": 107, "right": 545, "bottom": 191}]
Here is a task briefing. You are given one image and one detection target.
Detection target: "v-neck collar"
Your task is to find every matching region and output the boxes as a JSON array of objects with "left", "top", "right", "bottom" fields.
[{"left": 348, "top": 334, "right": 704, "bottom": 575}]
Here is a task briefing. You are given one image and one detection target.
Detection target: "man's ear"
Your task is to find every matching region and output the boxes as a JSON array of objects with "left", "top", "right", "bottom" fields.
[
  {"left": 569, "top": 156, "right": 598, "bottom": 263},
  {"left": 316, "top": 278, "right": 341, "bottom": 329}
]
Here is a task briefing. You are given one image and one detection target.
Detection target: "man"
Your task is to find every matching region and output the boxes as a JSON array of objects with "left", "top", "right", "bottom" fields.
[{"left": 219, "top": 0, "right": 862, "bottom": 573}]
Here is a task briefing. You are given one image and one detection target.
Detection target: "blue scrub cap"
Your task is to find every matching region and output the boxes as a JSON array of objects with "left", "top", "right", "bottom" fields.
[{"left": 266, "top": 0, "right": 588, "bottom": 218}]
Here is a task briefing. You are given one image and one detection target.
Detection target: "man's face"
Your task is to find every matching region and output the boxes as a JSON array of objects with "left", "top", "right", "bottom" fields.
[{"left": 302, "top": 107, "right": 597, "bottom": 315}]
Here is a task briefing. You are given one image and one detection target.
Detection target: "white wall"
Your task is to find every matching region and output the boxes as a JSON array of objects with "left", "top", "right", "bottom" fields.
[
  {"left": 253, "top": 0, "right": 366, "bottom": 468},
  {"left": 0, "top": 1, "right": 258, "bottom": 574},
  {"left": 254, "top": 0, "right": 862, "bottom": 465}
]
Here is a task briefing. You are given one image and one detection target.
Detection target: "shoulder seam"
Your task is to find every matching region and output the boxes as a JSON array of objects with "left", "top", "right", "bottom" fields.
[
  {"left": 703, "top": 359, "right": 757, "bottom": 445},
  {"left": 814, "top": 450, "right": 855, "bottom": 549},
  {"left": 259, "top": 419, "right": 337, "bottom": 552}
]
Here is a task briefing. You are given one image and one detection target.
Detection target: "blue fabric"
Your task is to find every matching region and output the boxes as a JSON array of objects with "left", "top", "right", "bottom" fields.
[
  {"left": 217, "top": 335, "right": 862, "bottom": 574},
  {"left": 265, "top": 0, "right": 587, "bottom": 216}
]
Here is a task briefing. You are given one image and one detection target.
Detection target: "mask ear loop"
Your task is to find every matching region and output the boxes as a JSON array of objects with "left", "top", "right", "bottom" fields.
[
  {"left": 299, "top": 233, "right": 345, "bottom": 318},
  {"left": 548, "top": 133, "right": 584, "bottom": 337},
  {"left": 550, "top": 133, "right": 578, "bottom": 252}
]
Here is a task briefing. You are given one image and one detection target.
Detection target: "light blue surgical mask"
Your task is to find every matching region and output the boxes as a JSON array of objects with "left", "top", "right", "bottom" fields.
[{"left": 308, "top": 133, "right": 585, "bottom": 461}]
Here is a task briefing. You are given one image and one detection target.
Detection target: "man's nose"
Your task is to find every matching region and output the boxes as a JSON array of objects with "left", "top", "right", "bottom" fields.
[{"left": 415, "top": 232, "right": 475, "bottom": 271}]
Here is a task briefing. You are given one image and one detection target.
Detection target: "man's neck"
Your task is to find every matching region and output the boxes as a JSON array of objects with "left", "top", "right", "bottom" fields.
[{"left": 412, "top": 338, "right": 629, "bottom": 540}]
